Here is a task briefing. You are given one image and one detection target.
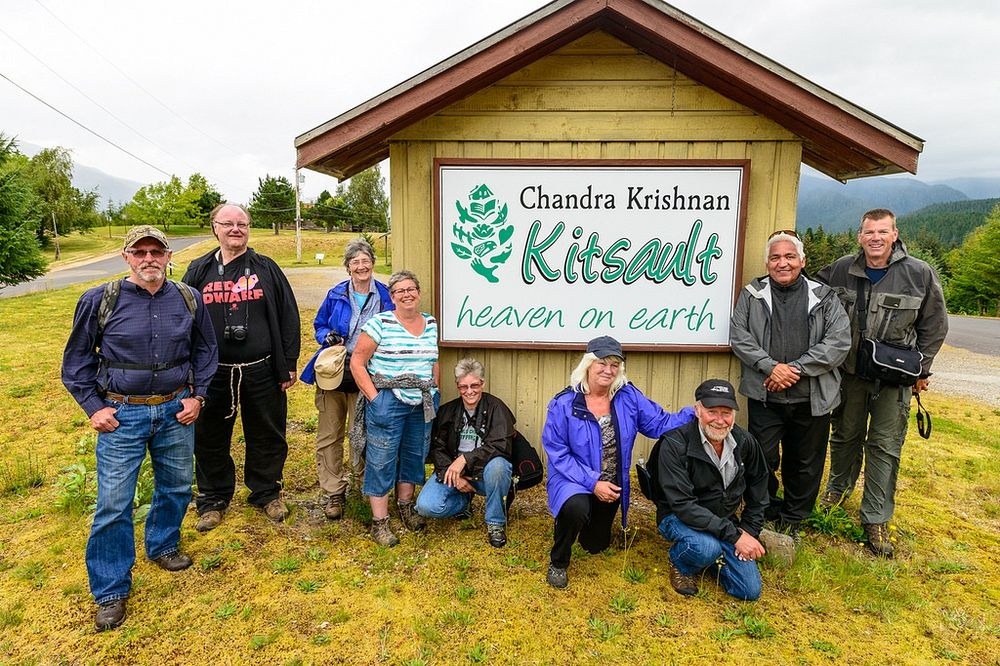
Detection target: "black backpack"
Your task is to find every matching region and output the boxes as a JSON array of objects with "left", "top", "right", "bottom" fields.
[{"left": 635, "top": 437, "right": 663, "bottom": 501}]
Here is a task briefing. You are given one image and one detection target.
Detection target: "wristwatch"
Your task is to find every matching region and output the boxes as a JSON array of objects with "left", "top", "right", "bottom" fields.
[{"left": 193, "top": 395, "right": 206, "bottom": 407}]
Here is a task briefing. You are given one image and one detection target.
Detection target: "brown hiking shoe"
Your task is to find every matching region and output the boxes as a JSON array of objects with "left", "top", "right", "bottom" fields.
[
  {"left": 396, "top": 499, "right": 426, "bottom": 532},
  {"left": 263, "top": 498, "right": 289, "bottom": 522},
  {"left": 196, "top": 510, "right": 224, "bottom": 532},
  {"left": 819, "top": 489, "right": 844, "bottom": 510},
  {"left": 668, "top": 560, "right": 699, "bottom": 597},
  {"left": 323, "top": 493, "right": 345, "bottom": 520},
  {"left": 863, "top": 522, "right": 894, "bottom": 558},
  {"left": 95, "top": 599, "right": 127, "bottom": 631},
  {"left": 370, "top": 516, "right": 399, "bottom": 547}
]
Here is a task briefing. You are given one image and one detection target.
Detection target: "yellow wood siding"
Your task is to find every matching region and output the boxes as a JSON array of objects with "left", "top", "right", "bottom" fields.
[{"left": 388, "top": 31, "right": 803, "bottom": 458}]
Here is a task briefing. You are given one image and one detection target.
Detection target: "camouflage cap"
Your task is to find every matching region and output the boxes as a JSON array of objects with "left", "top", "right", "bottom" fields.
[{"left": 123, "top": 225, "right": 170, "bottom": 250}]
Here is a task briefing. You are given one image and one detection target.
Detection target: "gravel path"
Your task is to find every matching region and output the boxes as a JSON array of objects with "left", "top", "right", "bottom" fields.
[{"left": 926, "top": 344, "right": 1000, "bottom": 407}]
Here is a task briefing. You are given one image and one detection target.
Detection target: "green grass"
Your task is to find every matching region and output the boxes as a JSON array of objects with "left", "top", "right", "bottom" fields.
[
  {"left": 0, "top": 279, "right": 997, "bottom": 664},
  {"left": 0, "top": 454, "right": 44, "bottom": 495}
]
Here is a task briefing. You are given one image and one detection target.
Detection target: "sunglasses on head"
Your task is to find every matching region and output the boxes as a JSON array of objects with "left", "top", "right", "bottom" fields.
[{"left": 768, "top": 229, "right": 799, "bottom": 240}]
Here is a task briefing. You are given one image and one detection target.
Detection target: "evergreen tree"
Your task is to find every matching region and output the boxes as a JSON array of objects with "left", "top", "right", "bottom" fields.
[
  {"left": 0, "top": 134, "right": 46, "bottom": 287},
  {"left": 248, "top": 175, "right": 295, "bottom": 232}
]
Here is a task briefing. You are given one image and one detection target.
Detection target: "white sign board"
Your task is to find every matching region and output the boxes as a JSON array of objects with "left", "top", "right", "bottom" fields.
[{"left": 436, "top": 161, "right": 747, "bottom": 349}]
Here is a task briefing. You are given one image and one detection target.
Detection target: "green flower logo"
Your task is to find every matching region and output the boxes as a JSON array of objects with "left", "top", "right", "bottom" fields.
[{"left": 451, "top": 184, "right": 513, "bottom": 283}]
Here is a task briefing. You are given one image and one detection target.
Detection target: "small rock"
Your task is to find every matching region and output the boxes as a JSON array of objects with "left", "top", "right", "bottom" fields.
[{"left": 759, "top": 528, "right": 796, "bottom": 566}]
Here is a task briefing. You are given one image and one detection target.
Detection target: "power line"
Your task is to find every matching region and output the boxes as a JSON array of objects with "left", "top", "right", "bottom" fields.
[
  {"left": 0, "top": 71, "right": 172, "bottom": 178},
  {"left": 0, "top": 24, "right": 197, "bottom": 174},
  {"left": 33, "top": 0, "right": 242, "bottom": 157}
]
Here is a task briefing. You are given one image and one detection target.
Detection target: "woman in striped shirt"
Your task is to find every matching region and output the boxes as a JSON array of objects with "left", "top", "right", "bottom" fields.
[{"left": 350, "top": 270, "right": 440, "bottom": 547}]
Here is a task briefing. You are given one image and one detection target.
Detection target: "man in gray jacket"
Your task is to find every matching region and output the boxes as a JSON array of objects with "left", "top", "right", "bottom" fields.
[
  {"left": 730, "top": 231, "right": 851, "bottom": 536},
  {"left": 817, "top": 209, "right": 947, "bottom": 557}
]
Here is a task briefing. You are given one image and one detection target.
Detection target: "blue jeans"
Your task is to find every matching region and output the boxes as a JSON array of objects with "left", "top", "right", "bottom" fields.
[
  {"left": 415, "top": 457, "right": 512, "bottom": 525},
  {"left": 658, "top": 514, "right": 762, "bottom": 601},
  {"left": 362, "top": 390, "right": 438, "bottom": 497},
  {"left": 87, "top": 394, "right": 194, "bottom": 605}
]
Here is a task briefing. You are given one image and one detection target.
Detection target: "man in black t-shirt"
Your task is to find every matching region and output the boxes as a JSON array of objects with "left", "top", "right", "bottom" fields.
[{"left": 182, "top": 203, "right": 300, "bottom": 530}]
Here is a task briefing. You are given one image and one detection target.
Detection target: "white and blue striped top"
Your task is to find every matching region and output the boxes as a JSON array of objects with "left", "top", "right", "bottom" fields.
[{"left": 362, "top": 311, "right": 439, "bottom": 405}]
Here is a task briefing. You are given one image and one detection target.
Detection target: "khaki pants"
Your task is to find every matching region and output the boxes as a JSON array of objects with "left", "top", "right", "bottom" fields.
[
  {"left": 826, "top": 372, "right": 911, "bottom": 524},
  {"left": 315, "top": 388, "right": 359, "bottom": 495}
]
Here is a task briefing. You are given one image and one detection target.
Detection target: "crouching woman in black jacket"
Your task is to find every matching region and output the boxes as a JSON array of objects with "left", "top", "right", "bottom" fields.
[{"left": 415, "top": 358, "right": 514, "bottom": 548}]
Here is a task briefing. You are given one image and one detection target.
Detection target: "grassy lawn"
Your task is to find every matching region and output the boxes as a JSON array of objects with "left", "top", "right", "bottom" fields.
[
  {"left": 43, "top": 226, "right": 392, "bottom": 273},
  {"left": 0, "top": 283, "right": 997, "bottom": 664}
]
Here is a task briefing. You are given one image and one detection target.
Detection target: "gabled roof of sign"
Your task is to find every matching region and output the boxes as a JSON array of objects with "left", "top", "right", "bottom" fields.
[{"left": 295, "top": 0, "right": 923, "bottom": 182}]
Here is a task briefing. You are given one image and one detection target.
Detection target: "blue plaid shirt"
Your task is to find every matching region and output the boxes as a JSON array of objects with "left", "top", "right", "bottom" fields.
[{"left": 62, "top": 279, "right": 218, "bottom": 416}]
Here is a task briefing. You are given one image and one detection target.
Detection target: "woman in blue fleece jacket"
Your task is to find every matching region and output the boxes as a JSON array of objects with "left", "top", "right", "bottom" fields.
[{"left": 541, "top": 336, "right": 695, "bottom": 589}]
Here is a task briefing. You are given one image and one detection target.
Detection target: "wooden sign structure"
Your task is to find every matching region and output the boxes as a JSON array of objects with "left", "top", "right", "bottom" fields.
[{"left": 295, "top": 0, "right": 922, "bottom": 450}]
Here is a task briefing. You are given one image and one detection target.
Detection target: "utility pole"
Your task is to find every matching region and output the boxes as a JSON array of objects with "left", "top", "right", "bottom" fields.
[
  {"left": 51, "top": 211, "right": 61, "bottom": 261},
  {"left": 295, "top": 168, "right": 303, "bottom": 263}
]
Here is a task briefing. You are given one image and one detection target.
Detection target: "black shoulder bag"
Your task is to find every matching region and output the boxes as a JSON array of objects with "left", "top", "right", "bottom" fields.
[
  {"left": 509, "top": 431, "right": 543, "bottom": 490},
  {"left": 853, "top": 278, "right": 923, "bottom": 387}
]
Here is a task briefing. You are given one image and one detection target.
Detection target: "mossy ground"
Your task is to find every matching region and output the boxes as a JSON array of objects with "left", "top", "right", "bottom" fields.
[{"left": 0, "top": 267, "right": 997, "bottom": 664}]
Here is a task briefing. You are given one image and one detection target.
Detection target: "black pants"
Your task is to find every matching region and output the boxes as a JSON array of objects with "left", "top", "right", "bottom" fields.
[
  {"left": 549, "top": 493, "right": 620, "bottom": 569},
  {"left": 748, "top": 399, "right": 830, "bottom": 524},
  {"left": 194, "top": 360, "right": 287, "bottom": 512}
]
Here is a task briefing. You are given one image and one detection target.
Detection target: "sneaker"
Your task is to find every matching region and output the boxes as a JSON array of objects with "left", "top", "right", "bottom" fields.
[
  {"left": 95, "top": 598, "right": 127, "bottom": 631},
  {"left": 863, "top": 522, "right": 894, "bottom": 558},
  {"left": 370, "top": 516, "right": 400, "bottom": 547},
  {"left": 396, "top": 500, "right": 426, "bottom": 532},
  {"left": 486, "top": 524, "right": 507, "bottom": 548},
  {"left": 263, "top": 498, "right": 289, "bottom": 522},
  {"left": 668, "top": 560, "right": 699, "bottom": 597},
  {"left": 546, "top": 565, "right": 568, "bottom": 589},
  {"left": 819, "top": 489, "right": 844, "bottom": 510},
  {"left": 196, "top": 509, "right": 224, "bottom": 532},
  {"left": 323, "top": 493, "right": 345, "bottom": 520},
  {"left": 150, "top": 552, "right": 193, "bottom": 572}
]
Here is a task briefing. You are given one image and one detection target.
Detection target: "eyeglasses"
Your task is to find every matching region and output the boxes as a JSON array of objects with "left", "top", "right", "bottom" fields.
[
  {"left": 214, "top": 221, "right": 249, "bottom": 230},
  {"left": 348, "top": 258, "right": 373, "bottom": 267},
  {"left": 391, "top": 287, "right": 419, "bottom": 296},
  {"left": 457, "top": 382, "right": 483, "bottom": 392},
  {"left": 125, "top": 248, "right": 167, "bottom": 258},
  {"left": 768, "top": 229, "right": 799, "bottom": 239}
]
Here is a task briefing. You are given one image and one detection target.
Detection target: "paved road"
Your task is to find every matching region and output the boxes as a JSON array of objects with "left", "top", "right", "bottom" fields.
[
  {"left": 945, "top": 315, "right": 1000, "bottom": 356},
  {"left": 0, "top": 236, "right": 211, "bottom": 299}
]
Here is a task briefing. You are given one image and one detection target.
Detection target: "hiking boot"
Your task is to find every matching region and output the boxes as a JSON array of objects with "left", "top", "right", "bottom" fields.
[
  {"left": 819, "top": 489, "right": 844, "bottom": 510},
  {"left": 323, "top": 493, "right": 345, "bottom": 520},
  {"left": 263, "top": 498, "right": 289, "bottom": 522},
  {"left": 396, "top": 499, "right": 426, "bottom": 532},
  {"left": 546, "top": 565, "right": 568, "bottom": 589},
  {"left": 486, "top": 524, "right": 507, "bottom": 548},
  {"left": 150, "top": 552, "right": 193, "bottom": 572},
  {"left": 863, "top": 522, "right": 894, "bottom": 558},
  {"left": 95, "top": 599, "right": 127, "bottom": 631},
  {"left": 668, "top": 560, "right": 699, "bottom": 597},
  {"left": 370, "top": 517, "right": 400, "bottom": 547},
  {"left": 196, "top": 509, "right": 224, "bottom": 532}
]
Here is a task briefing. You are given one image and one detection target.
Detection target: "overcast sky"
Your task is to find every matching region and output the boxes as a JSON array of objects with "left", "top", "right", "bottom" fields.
[{"left": 2, "top": 0, "right": 996, "bottom": 203}]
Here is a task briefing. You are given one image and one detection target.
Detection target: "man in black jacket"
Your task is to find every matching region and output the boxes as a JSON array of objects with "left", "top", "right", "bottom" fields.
[
  {"left": 655, "top": 379, "right": 769, "bottom": 600},
  {"left": 182, "top": 203, "right": 300, "bottom": 530}
]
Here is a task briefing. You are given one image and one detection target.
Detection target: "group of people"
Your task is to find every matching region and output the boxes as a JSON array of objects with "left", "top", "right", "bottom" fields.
[{"left": 62, "top": 205, "right": 946, "bottom": 630}]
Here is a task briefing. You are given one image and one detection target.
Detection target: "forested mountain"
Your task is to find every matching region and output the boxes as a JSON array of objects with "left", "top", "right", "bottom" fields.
[
  {"left": 897, "top": 199, "right": 1000, "bottom": 248},
  {"left": 796, "top": 174, "right": 969, "bottom": 232}
]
